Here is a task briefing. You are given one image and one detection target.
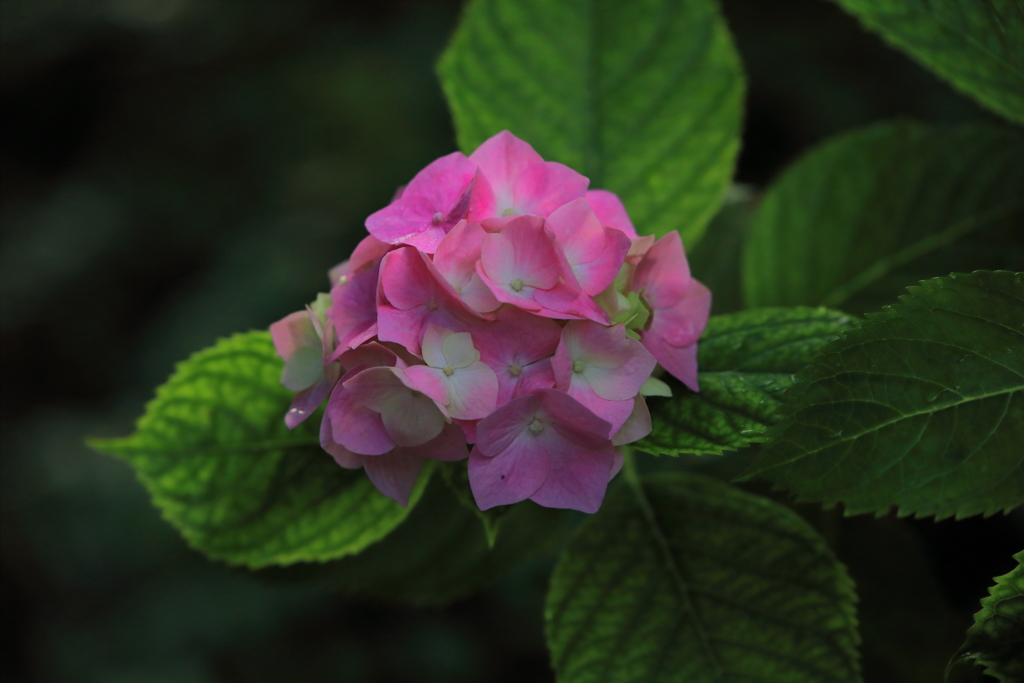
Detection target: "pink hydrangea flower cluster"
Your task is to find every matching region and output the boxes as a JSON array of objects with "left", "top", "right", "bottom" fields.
[{"left": 270, "top": 132, "right": 710, "bottom": 513}]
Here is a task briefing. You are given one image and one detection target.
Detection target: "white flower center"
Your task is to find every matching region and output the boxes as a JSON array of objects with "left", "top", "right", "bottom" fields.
[
  {"left": 572, "top": 360, "right": 586, "bottom": 373},
  {"left": 508, "top": 362, "right": 523, "bottom": 378},
  {"left": 427, "top": 299, "right": 439, "bottom": 311},
  {"left": 443, "top": 365, "right": 455, "bottom": 376},
  {"left": 431, "top": 211, "right": 444, "bottom": 225},
  {"left": 527, "top": 418, "right": 544, "bottom": 435},
  {"left": 501, "top": 208, "right": 516, "bottom": 217},
  {"left": 510, "top": 278, "right": 524, "bottom": 292}
]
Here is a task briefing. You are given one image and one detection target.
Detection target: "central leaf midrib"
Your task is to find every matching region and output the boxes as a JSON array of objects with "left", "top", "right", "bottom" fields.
[
  {"left": 768, "top": 383, "right": 1024, "bottom": 469},
  {"left": 622, "top": 454, "right": 725, "bottom": 680}
]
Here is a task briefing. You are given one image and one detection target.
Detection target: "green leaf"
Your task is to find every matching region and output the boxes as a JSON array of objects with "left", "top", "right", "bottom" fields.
[
  {"left": 259, "top": 473, "right": 567, "bottom": 606},
  {"left": 829, "top": 0, "right": 1024, "bottom": 125},
  {"left": 636, "top": 307, "right": 858, "bottom": 456},
  {"left": 950, "top": 550, "right": 1024, "bottom": 683},
  {"left": 742, "top": 122, "right": 1024, "bottom": 311},
  {"left": 437, "top": 0, "right": 745, "bottom": 244},
  {"left": 688, "top": 184, "right": 755, "bottom": 316},
  {"left": 742, "top": 271, "right": 1024, "bottom": 520},
  {"left": 89, "top": 331, "right": 422, "bottom": 568},
  {"left": 545, "top": 467, "right": 861, "bottom": 683}
]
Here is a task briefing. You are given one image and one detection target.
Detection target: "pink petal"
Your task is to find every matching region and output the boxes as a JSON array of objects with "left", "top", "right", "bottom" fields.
[
  {"left": 510, "top": 358, "right": 556, "bottom": 403},
  {"left": 546, "top": 199, "right": 631, "bottom": 295},
  {"left": 511, "top": 160, "right": 590, "bottom": 217},
  {"left": 442, "top": 360, "right": 499, "bottom": 420},
  {"left": 533, "top": 283, "right": 611, "bottom": 324},
  {"left": 468, "top": 440, "right": 549, "bottom": 510},
  {"left": 639, "top": 278, "right": 710, "bottom": 392},
  {"left": 644, "top": 278, "right": 712, "bottom": 349},
  {"left": 337, "top": 342, "right": 398, "bottom": 374},
  {"left": 364, "top": 152, "right": 480, "bottom": 253},
  {"left": 473, "top": 306, "right": 561, "bottom": 372},
  {"left": 468, "top": 389, "right": 616, "bottom": 511},
  {"left": 403, "top": 364, "right": 450, "bottom": 406},
  {"left": 632, "top": 231, "right": 693, "bottom": 309},
  {"left": 562, "top": 382, "right": 635, "bottom": 437},
  {"left": 528, "top": 439, "right": 615, "bottom": 514},
  {"left": 611, "top": 396, "right": 652, "bottom": 446},
  {"left": 341, "top": 366, "right": 410, "bottom": 412},
  {"left": 327, "top": 260, "right": 380, "bottom": 352},
  {"left": 609, "top": 450, "right": 624, "bottom": 481},
  {"left": 326, "top": 380, "right": 395, "bottom": 456},
  {"left": 380, "top": 387, "right": 447, "bottom": 447},
  {"left": 329, "top": 235, "right": 394, "bottom": 283},
  {"left": 586, "top": 190, "right": 637, "bottom": 238},
  {"left": 455, "top": 418, "right": 478, "bottom": 444},
  {"left": 284, "top": 375, "right": 333, "bottom": 429},
  {"left": 537, "top": 388, "right": 614, "bottom": 447},
  {"left": 474, "top": 392, "right": 545, "bottom": 457},
  {"left": 433, "top": 220, "right": 485, "bottom": 291},
  {"left": 469, "top": 130, "right": 544, "bottom": 215},
  {"left": 271, "top": 310, "right": 319, "bottom": 362},
  {"left": 554, "top": 321, "right": 657, "bottom": 401},
  {"left": 480, "top": 216, "right": 561, "bottom": 290},
  {"left": 281, "top": 345, "right": 324, "bottom": 392},
  {"left": 377, "top": 247, "right": 478, "bottom": 355},
  {"left": 413, "top": 422, "right": 470, "bottom": 462},
  {"left": 320, "top": 414, "right": 364, "bottom": 469},
  {"left": 362, "top": 449, "right": 426, "bottom": 507},
  {"left": 642, "top": 338, "right": 700, "bottom": 393}
]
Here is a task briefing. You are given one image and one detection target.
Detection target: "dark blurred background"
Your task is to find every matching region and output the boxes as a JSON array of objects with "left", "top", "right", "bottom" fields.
[{"left": 1, "top": 1, "right": 1021, "bottom": 681}]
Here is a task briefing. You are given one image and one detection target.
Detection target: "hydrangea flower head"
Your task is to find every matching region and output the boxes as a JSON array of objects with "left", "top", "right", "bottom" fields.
[{"left": 271, "top": 130, "right": 710, "bottom": 512}]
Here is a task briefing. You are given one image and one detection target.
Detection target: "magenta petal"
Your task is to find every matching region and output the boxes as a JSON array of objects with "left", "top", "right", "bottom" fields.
[
  {"left": 546, "top": 198, "right": 631, "bottom": 295},
  {"left": 363, "top": 449, "right": 426, "bottom": 507},
  {"left": 507, "top": 358, "right": 556, "bottom": 404},
  {"left": 364, "top": 151, "right": 478, "bottom": 253},
  {"left": 632, "top": 231, "right": 692, "bottom": 309},
  {"left": 612, "top": 396, "right": 652, "bottom": 446},
  {"left": 320, "top": 414, "right": 364, "bottom": 469},
  {"left": 470, "top": 130, "right": 544, "bottom": 214},
  {"left": 512, "top": 161, "right": 590, "bottom": 216},
  {"left": 468, "top": 442, "right": 548, "bottom": 510},
  {"left": 643, "top": 338, "right": 700, "bottom": 393},
  {"left": 647, "top": 278, "right": 712, "bottom": 349},
  {"left": 327, "top": 261, "right": 380, "bottom": 351},
  {"left": 337, "top": 342, "right": 398, "bottom": 374},
  {"left": 285, "top": 375, "right": 333, "bottom": 429},
  {"left": 586, "top": 190, "right": 637, "bottom": 238},
  {"left": 377, "top": 247, "right": 477, "bottom": 355},
  {"left": 533, "top": 283, "right": 610, "bottom": 324},
  {"left": 403, "top": 364, "right": 449, "bottom": 406},
  {"left": 528, "top": 439, "right": 614, "bottom": 514},
  {"left": 326, "top": 381, "right": 395, "bottom": 455},
  {"left": 564, "top": 383, "right": 635, "bottom": 437},
  {"left": 475, "top": 393, "right": 543, "bottom": 457},
  {"left": 414, "top": 422, "right": 470, "bottom": 462},
  {"left": 609, "top": 450, "right": 624, "bottom": 481},
  {"left": 536, "top": 388, "right": 613, "bottom": 447},
  {"left": 329, "top": 235, "right": 394, "bottom": 283},
  {"left": 270, "top": 310, "right": 318, "bottom": 361}
]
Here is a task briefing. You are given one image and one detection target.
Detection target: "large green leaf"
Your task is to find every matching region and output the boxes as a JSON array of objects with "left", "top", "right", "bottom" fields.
[
  {"left": 742, "top": 271, "right": 1024, "bottom": 520},
  {"left": 742, "top": 122, "right": 1024, "bottom": 311},
  {"left": 437, "top": 0, "right": 745, "bottom": 244},
  {"left": 636, "top": 307, "right": 857, "bottom": 456},
  {"left": 89, "top": 331, "right": 422, "bottom": 568},
  {"left": 259, "top": 473, "right": 567, "bottom": 606},
  {"left": 950, "top": 550, "right": 1024, "bottom": 683},
  {"left": 829, "top": 0, "right": 1024, "bottom": 125},
  {"left": 546, "top": 468, "right": 861, "bottom": 683}
]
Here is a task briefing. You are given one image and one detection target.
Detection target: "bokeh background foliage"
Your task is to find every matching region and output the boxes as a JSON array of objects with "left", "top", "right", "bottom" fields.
[{"left": 2, "top": 1, "right": 1023, "bottom": 682}]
